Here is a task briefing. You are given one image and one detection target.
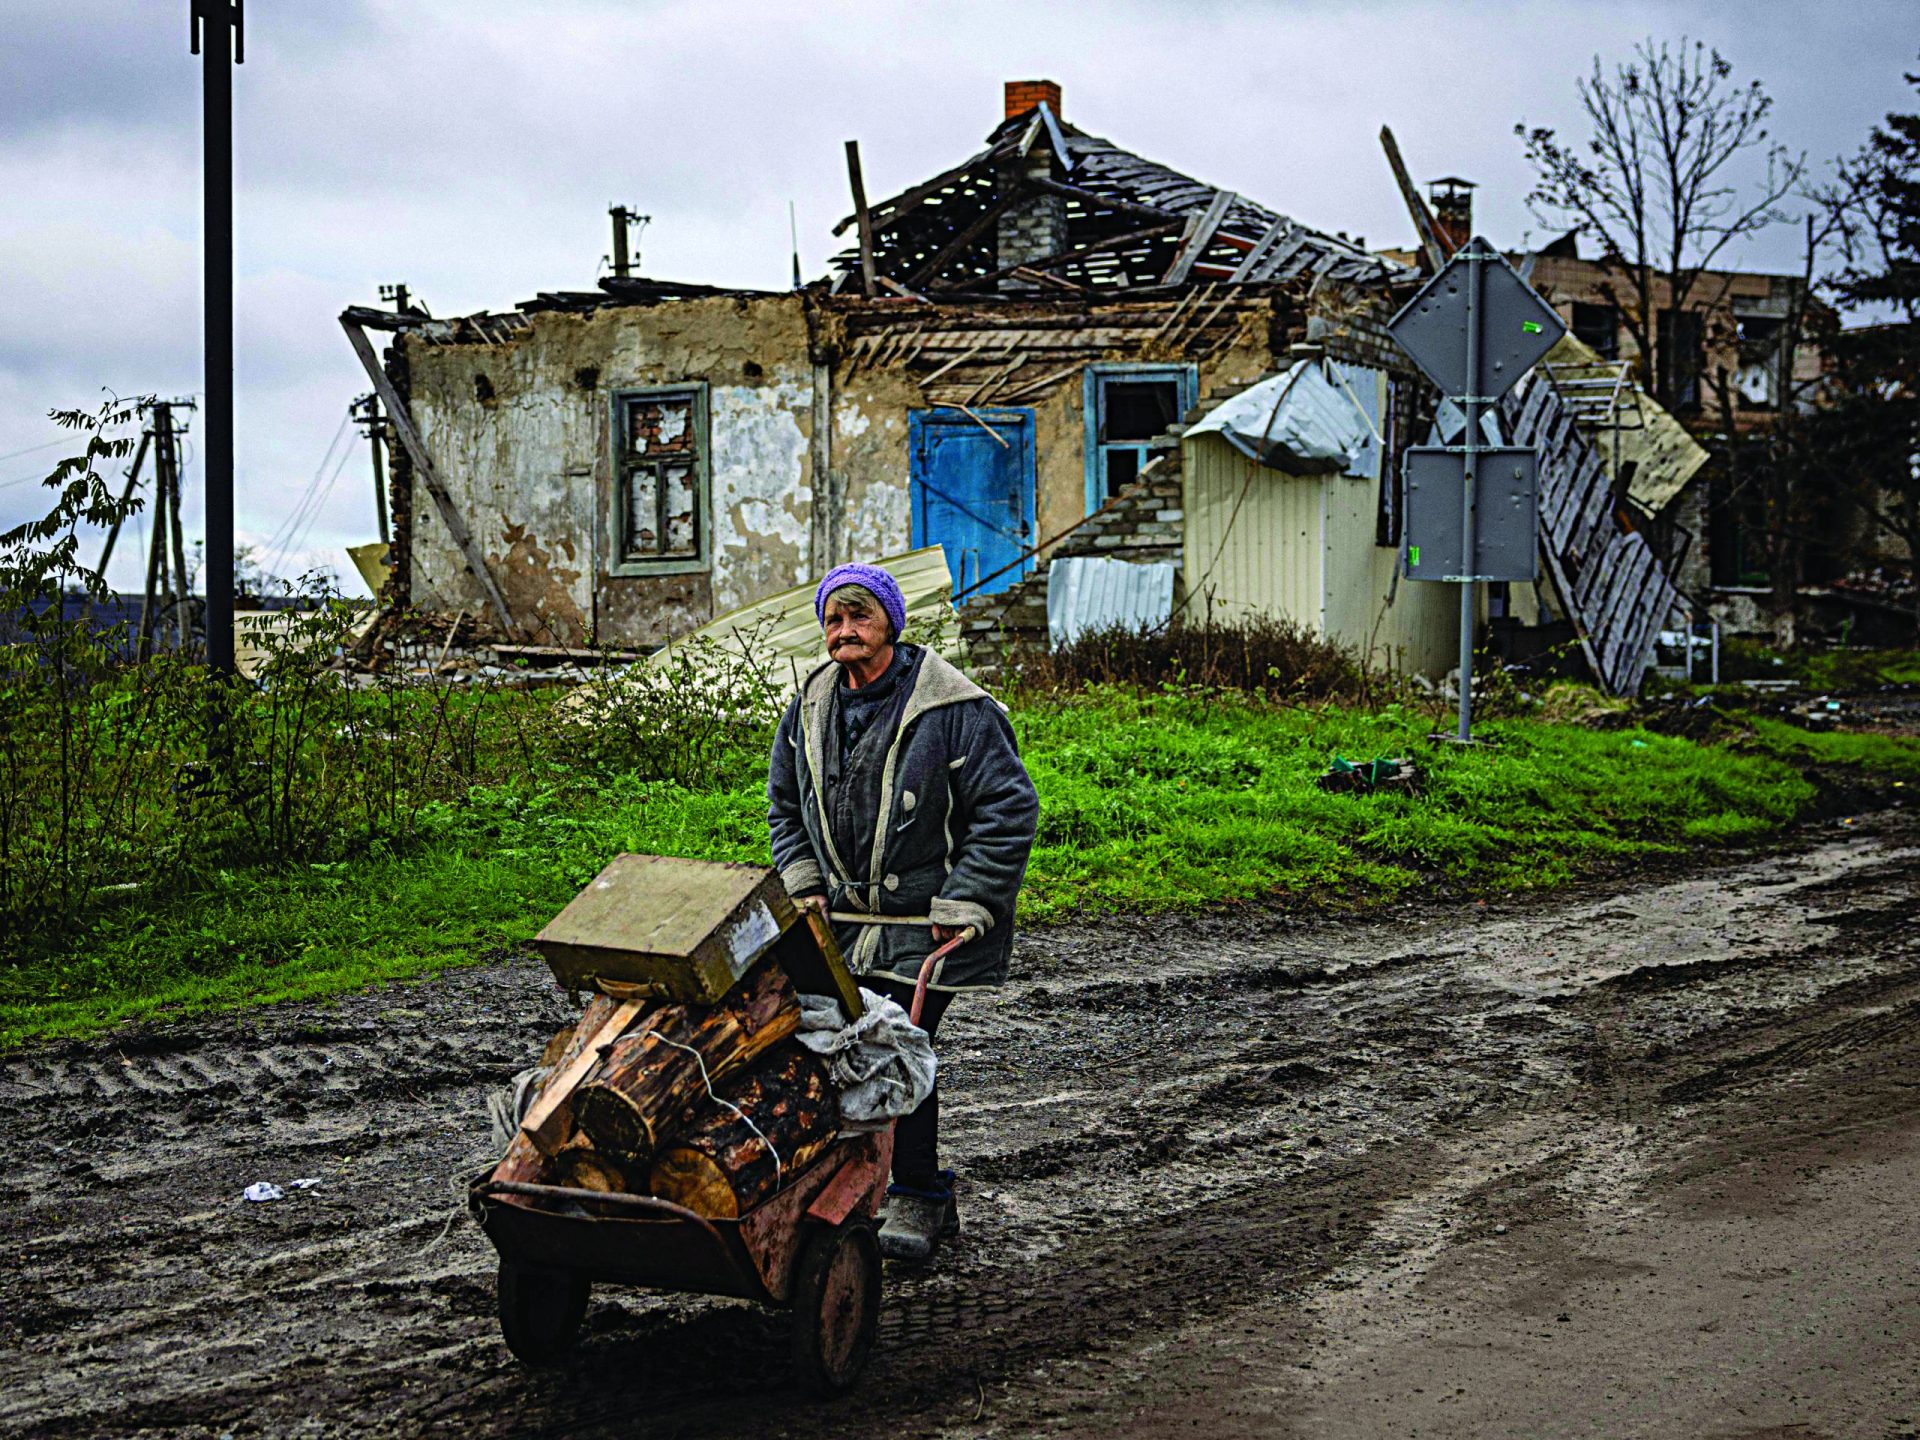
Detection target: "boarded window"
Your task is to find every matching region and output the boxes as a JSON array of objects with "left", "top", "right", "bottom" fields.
[{"left": 615, "top": 388, "right": 706, "bottom": 565}]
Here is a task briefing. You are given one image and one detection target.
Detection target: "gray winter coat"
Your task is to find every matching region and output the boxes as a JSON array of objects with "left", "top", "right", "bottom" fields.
[{"left": 767, "top": 646, "right": 1038, "bottom": 992}]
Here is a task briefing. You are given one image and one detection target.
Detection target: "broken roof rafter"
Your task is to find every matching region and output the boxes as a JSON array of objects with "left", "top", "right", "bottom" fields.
[{"left": 831, "top": 109, "right": 1404, "bottom": 295}]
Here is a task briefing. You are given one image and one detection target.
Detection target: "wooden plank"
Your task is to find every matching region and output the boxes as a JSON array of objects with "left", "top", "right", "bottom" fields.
[
  {"left": 1230, "top": 219, "right": 1293, "bottom": 282},
  {"left": 1161, "top": 190, "right": 1237, "bottom": 286},
  {"left": 1590, "top": 542, "right": 1650, "bottom": 651},
  {"left": 340, "top": 318, "right": 517, "bottom": 636},
  {"left": 1575, "top": 535, "right": 1627, "bottom": 613},
  {"left": 845, "top": 141, "right": 879, "bottom": 297},
  {"left": 1249, "top": 229, "right": 1312, "bottom": 282},
  {"left": 1379, "top": 125, "right": 1449, "bottom": 270},
  {"left": 1025, "top": 176, "right": 1178, "bottom": 223},
  {"left": 522, "top": 999, "right": 647, "bottom": 1156},
  {"left": 1538, "top": 533, "right": 1605, "bottom": 690}
]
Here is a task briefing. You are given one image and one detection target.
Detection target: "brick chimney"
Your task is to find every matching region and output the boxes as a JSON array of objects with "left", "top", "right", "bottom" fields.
[
  {"left": 997, "top": 80, "right": 1066, "bottom": 289},
  {"left": 1004, "top": 79, "right": 1062, "bottom": 120},
  {"left": 1427, "top": 176, "right": 1476, "bottom": 255}
]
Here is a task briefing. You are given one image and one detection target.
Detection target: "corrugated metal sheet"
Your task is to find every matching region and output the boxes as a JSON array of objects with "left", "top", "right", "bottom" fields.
[
  {"left": 1181, "top": 365, "right": 1460, "bottom": 679},
  {"left": 1045, "top": 556, "right": 1176, "bottom": 646},
  {"left": 1182, "top": 431, "right": 1322, "bottom": 627},
  {"left": 1502, "top": 374, "right": 1684, "bottom": 695},
  {"left": 561, "top": 546, "right": 955, "bottom": 720},
  {"left": 647, "top": 544, "right": 956, "bottom": 673}
]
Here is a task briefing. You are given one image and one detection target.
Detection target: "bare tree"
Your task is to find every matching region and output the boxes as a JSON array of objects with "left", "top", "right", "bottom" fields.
[{"left": 1518, "top": 38, "right": 1806, "bottom": 408}]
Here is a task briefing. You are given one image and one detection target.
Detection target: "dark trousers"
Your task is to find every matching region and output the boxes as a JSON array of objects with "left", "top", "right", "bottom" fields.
[{"left": 868, "top": 978, "right": 953, "bottom": 1192}]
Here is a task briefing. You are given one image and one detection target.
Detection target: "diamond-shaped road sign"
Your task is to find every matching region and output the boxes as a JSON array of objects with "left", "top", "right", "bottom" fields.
[
  {"left": 1402, "top": 447, "right": 1540, "bottom": 582},
  {"left": 1388, "top": 241, "right": 1566, "bottom": 401}
]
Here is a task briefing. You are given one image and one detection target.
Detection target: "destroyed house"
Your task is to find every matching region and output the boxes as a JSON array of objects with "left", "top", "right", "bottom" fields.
[{"left": 344, "top": 80, "right": 1448, "bottom": 665}]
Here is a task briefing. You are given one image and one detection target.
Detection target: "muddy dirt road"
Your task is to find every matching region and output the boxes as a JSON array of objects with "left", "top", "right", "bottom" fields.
[{"left": 3, "top": 808, "right": 1917, "bottom": 1439}]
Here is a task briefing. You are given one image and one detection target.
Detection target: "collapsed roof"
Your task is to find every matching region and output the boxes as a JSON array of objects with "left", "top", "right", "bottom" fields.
[{"left": 831, "top": 102, "right": 1407, "bottom": 295}]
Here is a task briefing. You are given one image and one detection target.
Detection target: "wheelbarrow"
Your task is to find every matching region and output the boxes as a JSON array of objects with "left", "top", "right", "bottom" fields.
[{"left": 467, "top": 922, "right": 966, "bottom": 1396}]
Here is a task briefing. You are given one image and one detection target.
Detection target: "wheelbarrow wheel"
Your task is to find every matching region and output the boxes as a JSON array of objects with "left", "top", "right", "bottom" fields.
[
  {"left": 497, "top": 1259, "right": 590, "bottom": 1366},
  {"left": 790, "top": 1220, "right": 881, "bottom": 1396}
]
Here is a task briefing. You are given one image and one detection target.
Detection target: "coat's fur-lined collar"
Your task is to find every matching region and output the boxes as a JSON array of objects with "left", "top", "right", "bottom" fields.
[{"left": 795, "top": 645, "right": 994, "bottom": 915}]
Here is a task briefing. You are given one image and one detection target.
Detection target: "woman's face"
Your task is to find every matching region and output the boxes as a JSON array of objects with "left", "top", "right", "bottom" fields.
[{"left": 823, "top": 597, "right": 892, "bottom": 668}]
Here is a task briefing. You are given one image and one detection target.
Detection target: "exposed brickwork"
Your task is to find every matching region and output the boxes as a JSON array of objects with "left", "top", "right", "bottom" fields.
[
  {"left": 997, "top": 150, "right": 1067, "bottom": 291},
  {"left": 1308, "top": 302, "right": 1409, "bottom": 376},
  {"left": 1003, "top": 80, "right": 1062, "bottom": 119}
]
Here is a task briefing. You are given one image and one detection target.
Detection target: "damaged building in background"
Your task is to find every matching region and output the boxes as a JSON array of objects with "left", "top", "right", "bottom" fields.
[
  {"left": 342, "top": 81, "right": 1692, "bottom": 693},
  {"left": 342, "top": 80, "right": 1451, "bottom": 668}
]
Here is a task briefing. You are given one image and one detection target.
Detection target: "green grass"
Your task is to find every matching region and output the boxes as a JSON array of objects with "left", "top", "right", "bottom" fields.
[{"left": 3, "top": 687, "right": 1914, "bottom": 1047}]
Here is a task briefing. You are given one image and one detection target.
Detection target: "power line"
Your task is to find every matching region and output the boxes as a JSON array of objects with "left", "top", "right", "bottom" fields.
[
  {"left": 259, "top": 408, "right": 352, "bottom": 560},
  {"left": 0, "top": 437, "right": 71, "bottom": 465}
]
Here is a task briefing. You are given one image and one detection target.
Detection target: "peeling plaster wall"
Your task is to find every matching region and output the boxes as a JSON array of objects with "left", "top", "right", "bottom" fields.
[
  {"left": 834, "top": 374, "right": 914, "bottom": 564},
  {"left": 399, "top": 289, "right": 1310, "bottom": 647},
  {"left": 404, "top": 294, "right": 823, "bottom": 646}
]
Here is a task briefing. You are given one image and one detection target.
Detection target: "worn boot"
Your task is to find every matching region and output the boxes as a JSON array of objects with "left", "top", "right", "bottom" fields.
[{"left": 877, "top": 1171, "right": 958, "bottom": 1263}]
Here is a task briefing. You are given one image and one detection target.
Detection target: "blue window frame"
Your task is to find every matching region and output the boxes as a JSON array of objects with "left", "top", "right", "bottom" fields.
[{"left": 1082, "top": 363, "right": 1197, "bottom": 515}]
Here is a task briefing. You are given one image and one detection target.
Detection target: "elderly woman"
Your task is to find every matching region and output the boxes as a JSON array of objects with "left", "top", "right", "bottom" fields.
[{"left": 767, "top": 562, "right": 1038, "bottom": 1263}]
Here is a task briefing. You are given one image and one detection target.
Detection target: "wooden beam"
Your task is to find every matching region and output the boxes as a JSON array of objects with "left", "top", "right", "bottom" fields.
[
  {"left": 903, "top": 193, "right": 1016, "bottom": 287},
  {"left": 1023, "top": 176, "right": 1179, "bottom": 224},
  {"left": 844, "top": 140, "right": 878, "bottom": 298},
  {"left": 1230, "top": 219, "right": 1293, "bottom": 282},
  {"left": 339, "top": 317, "right": 518, "bottom": 636},
  {"left": 831, "top": 151, "right": 991, "bottom": 237},
  {"left": 1379, "top": 126, "right": 1448, "bottom": 271},
  {"left": 928, "top": 218, "right": 1183, "bottom": 292},
  {"left": 1160, "top": 190, "right": 1237, "bottom": 286}
]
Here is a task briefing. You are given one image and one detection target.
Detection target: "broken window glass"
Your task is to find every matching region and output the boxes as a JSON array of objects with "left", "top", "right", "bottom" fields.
[
  {"left": 1089, "top": 369, "right": 1191, "bottom": 507},
  {"left": 616, "top": 389, "right": 704, "bottom": 564}
]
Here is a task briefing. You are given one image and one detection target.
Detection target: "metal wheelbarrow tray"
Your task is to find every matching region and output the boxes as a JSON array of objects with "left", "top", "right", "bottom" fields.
[
  {"left": 469, "top": 855, "right": 964, "bottom": 1397},
  {"left": 469, "top": 1128, "right": 892, "bottom": 1393}
]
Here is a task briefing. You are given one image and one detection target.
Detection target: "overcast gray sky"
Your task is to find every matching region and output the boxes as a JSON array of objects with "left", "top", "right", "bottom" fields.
[{"left": 2, "top": 0, "right": 1912, "bottom": 596}]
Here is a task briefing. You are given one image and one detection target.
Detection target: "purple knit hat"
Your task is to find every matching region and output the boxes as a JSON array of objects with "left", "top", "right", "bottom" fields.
[{"left": 815, "top": 563, "right": 907, "bottom": 638}]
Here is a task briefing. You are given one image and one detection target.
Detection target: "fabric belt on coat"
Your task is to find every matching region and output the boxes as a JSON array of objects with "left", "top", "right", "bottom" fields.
[{"left": 828, "top": 912, "right": 932, "bottom": 926}]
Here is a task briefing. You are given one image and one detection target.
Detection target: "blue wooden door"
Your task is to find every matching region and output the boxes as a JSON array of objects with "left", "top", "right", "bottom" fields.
[{"left": 908, "top": 409, "right": 1036, "bottom": 601}]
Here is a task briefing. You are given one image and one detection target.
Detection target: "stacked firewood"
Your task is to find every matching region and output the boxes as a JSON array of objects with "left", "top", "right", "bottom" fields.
[{"left": 506, "top": 960, "right": 840, "bottom": 1220}]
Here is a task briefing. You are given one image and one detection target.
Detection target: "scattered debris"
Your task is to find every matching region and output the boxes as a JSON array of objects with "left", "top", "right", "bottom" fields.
[
  {"left": 1317, "top": 755, "right": 1420, "bottom": 794},
  {"left": 241, "top": 1182, "right": 285, "bottom": 1203}
]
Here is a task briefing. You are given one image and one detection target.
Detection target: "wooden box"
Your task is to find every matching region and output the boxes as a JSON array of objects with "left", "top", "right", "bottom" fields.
[{"left": 532, "top": 853, "right": 861, "bottom": 1017}]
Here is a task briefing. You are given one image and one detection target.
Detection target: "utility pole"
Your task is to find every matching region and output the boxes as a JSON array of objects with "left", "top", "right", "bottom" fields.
[
  {"left": 191, "top": 0, "right": 241, "bottom": 677},
  {"left": 352, "top": 392, "right": 390, "bottom": 546},
  {"left": 159, "top": 401, "right": 194, "bottom": 649},
  {"left": 380, "top": 282, "right": 412, "bottom": 314},
  {"left": 134, "top": 399, "right": 198, "bottom": 659},
  {"left": 609, "top": 206, "right": 648, "bottom": 280}
]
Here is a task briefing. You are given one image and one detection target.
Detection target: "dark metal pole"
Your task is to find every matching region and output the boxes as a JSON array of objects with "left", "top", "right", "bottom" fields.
[
  {"left": 193, "top": 0, "right": 241, "bottom": 676},
  {"left": 1457, "top": 240, "right": 1483, "bottom": 742},
  {"left": 610, "top": 206, "right": 631, "bottom": 279}
]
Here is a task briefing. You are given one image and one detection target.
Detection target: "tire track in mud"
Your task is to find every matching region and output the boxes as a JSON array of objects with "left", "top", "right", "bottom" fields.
[{"left": 1, "top": 811, "right": 1916, "bottom": 1438}]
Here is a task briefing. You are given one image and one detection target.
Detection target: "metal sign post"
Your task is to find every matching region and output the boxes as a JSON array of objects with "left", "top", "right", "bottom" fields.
[
  {"left": 191, "top": 0, "right": 243, "bottom": 678},
  {"left": 1388, "top": 237, "right": 1565, "bottom": 741}
]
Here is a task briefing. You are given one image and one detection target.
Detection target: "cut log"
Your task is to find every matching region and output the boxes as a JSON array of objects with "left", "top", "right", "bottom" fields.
[
  {"left": 571, "top": 961, "right": 800, "bottom": 1161},
  {"left": 552, "top": 1143, "right": 639, "bottom": 1195},
  {"left": 646, "top": 1045, "right": 838, "bottom": 1220},
  {"left": 522, "top": 997, "right": 652, "bottom": 1156}
]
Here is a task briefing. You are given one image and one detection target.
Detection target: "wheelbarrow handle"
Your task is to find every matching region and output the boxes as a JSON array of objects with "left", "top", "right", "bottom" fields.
[{"left": 909, "top": 927, "right": 975, "bottom": 1027}]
